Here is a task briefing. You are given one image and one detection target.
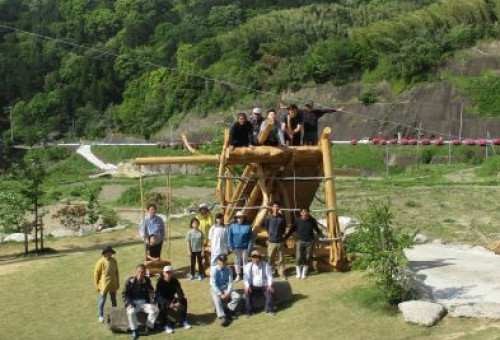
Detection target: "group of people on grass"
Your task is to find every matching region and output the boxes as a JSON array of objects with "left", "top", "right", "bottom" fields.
[
  {"left": 229, "top": 100, "right": 344, "bottom": 149},
  {"left": 94, "top": 201, "right": 325, "bottom": 339}
]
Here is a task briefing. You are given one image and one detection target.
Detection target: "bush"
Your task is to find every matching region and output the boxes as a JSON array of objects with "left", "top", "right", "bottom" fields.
[
  {"left": 52, "top": 205, "right": 87, "bottom": 232},
  {"left": 476, "top": 155, "right": 500, "bottom": 177},
  {"left": 101, "top": 207, "right": 118, "bottom": 229},
  {"left": 345, "top": 200, "right": 415, "bottom": 303},
  {"left": 358, "top": 86, "right": 382, "bottom": 104}
]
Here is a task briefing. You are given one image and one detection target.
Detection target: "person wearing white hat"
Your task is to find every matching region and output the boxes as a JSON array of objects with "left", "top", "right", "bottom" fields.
[
  {"left": 243, "top": 250, "right": 276, "bottom": 317},
  {"left": 155, "top": 266, "right": 192, "bottom": 334},
  {"left": 250, "top": 107, "right": 264, "bottom": 142},
  {"left": 228, "top": 211, "right": 253, "bottom": 281}
]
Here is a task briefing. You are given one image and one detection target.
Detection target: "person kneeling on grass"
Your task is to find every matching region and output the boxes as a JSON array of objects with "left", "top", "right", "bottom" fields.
[
  {"left": 210, "top": 254, "right": 241, "bottom": 327},
  {"left": 123, "top": 264, "right": 159, "bottom": 340},
  {"left": 243, "top": 250, "right": 276, "bottom": 317},
  {"left": 94, "top": 245, "right": 120, "bottom": 323},
  {"left": 155, "top": 266, "right": 192, "bottom": 335}
]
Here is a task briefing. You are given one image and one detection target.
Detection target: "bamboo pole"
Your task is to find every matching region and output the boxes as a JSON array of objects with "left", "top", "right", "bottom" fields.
[{"left": 320, "top": 127, "right": 346, "bottom": 270}]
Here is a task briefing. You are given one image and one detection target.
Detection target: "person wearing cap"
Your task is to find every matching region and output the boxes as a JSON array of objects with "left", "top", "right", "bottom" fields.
[
  {"left": 210, "top": 254, "right": 241, "bottom": 326},
  {"left": 195, "top": 203, "right": 213, "bottom": 246},
  {"left": 229, "top": 113, "right": 255, "bottom": 151},
  {"left": 123, "top": 264, "right": 159, "bottom": 340},
  {"left": 228, "top": 211, "right": 254, "bottom": 282},
  {"left": 94, "top": 245, "right": 120, "bottom": 323},
  {"left": 264, "top": 201, "right": 287, "bottom": 279},
  {"left": 302, "top": 100, "right": 345, "bottom": 145},
  {"left": 208, "top": 213, "right": 229, "bottom": 266},
  {"left": 284, "top": 208, "right": 324, "bottom": 279},
  {"left": 281, "top": 104, "right": 304, "bottom": 146},
  {"left": 243, "top": 250, "right": 276, "bottom": 317},
  {"left": 140, "top": 204, "right": 165, "bottom": 257},
  {"left": 250, "top": 107, "right": 264, "bottom": 142},
  {"left": 155, "top": 266, "right": 192, "bottom": 334},
  {"left": 258, "top": 109, "right": 285, "bottom": 146}
]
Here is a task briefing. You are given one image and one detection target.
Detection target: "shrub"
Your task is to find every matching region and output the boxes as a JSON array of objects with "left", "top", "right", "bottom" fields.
[
  {"left": 358, "top": 86, "right": 382, "bottom": 104},
  {"left": 476, "top": 155, "right": 500, "bottom": 177},
  {"left": 345, "top": 200, "right": 415, "bottom": 303},
  {"left": 52, "top": 204, "right": 87, "bottom": 232},
  {"left": 101, "top": 207, "right": 118, "bottom": 229}
]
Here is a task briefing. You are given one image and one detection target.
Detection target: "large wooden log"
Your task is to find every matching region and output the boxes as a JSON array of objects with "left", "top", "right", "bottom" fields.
[
  {"left": 216, "top": 129, "right": 230, "bottom": 207},
  {"left": 320, "top": 127, "right": 346, "bottom": 270},
  {"left": 224, "top": 164, "right": 256, "bottom": 223},
  {"left": 225, "top": 146, "right": 322, "bottom": 165},
  {"left": 257, "top": 119, "right": 274, "bottom": 145}
]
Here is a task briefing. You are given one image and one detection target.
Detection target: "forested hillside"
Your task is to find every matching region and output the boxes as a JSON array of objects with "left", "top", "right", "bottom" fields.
[{"left": 0, "top": 0, "right": 499, "bottom": 143}]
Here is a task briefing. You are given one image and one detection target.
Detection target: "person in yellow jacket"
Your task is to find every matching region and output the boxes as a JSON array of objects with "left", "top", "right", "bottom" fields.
[
  {"left": 196, "top": 204, "right": 213, "bottom": 246},
  {"left": 94, "top": 245, "right": 120, "bottom": 323}
]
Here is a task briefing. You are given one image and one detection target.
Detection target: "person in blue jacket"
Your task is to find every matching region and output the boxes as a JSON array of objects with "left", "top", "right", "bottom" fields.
[{"left": 228, "top": 211, "right": 253, "bottom": 281}]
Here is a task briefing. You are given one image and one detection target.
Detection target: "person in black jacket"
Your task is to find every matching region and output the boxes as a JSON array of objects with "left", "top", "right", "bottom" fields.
[
  {"left": 229, "top": 113, "right": 255, "bottom": 150},
  {"left": 122, "top": 264, "right": 159, "bottom": 340},
  {"left": 302, "top": 100, "right": 344, "bottom": 145},
  {"left": 155, "top": 266, "right": 192, "bottom": 334},
  {"left": 284, "top": 208, "right": 324, "bottom": 280},
  {"left": 265, "top": 201, "right": 287, "bottom": 279}
]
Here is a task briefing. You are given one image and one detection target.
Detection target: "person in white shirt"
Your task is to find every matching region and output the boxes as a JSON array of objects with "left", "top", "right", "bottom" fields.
[
  {"left": 208, "top": 213, "right": 229, "bottom": 266},
  {"left": 243, "top": 250, "right": 276, "bottom": 317}
]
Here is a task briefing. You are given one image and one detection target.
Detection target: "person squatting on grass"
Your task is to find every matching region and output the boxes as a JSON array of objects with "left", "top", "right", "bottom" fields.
[
  {"left": 284, "top": 208, "right": 325, "bottom": 279},
  {"left": 145, "top": 235, "right": 161, "bottom": 262},
  {"left": 208, "top": 213, "right": 229, "bottom": 266},
  {"left": 210, "top": 254, "right": 241, "bottom": 327},
  {"left": 123, "top": 264, "right": 159, "bottom": 340},
  {"left": 94, "top": 245, "right": 120, "bottom": 323},
  {"left": 228, "top": 211, "right": 254, "bottom": 281},
  {"left": 155, "top": 266, "right": 192, "bottom": 334},
  {"left": 243, "top": 250, "right": 276, "bottom": 317},
  {"left": 186, "top": 217, "right": 205, "bottom": 280},
  {"left": 140, "top": 204, "right": 165, "bottom": 257},
  {"left": 265, "top": 201, "right": 287, "bottom": 279}
]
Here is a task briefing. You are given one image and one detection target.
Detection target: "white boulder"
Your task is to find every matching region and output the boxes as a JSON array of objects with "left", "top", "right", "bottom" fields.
[
  {"left": 4, "top": 233, "right": 33, "bottom": 242},
  {"left": 398, "top": 301, "right": 446, "bottom": 326}
]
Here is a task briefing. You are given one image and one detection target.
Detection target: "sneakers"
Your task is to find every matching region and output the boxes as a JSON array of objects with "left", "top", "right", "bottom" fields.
[
  {"left": 189, "top": 275, "right": 195, "bottom": 280},
  {"left": 98, "top": 316, "right": 104, "bottom": 323},
  {"left": 164, "top": 326, "right": 174, "bottom": 334},
  {"left": 182, "top": 321, "right": 192, "bottom": 330},
  {"left": 220, "top": 317, "right": 230, "bottom": 327},
  {"left": 198, "top": 275, "right": 203, "bottom": 281},
  {"left": 130, "top": 330, "right": 139, "bottom": 340}
]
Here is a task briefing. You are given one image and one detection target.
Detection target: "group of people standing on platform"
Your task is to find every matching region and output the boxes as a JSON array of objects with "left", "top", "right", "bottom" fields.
[
  {"left": 94, "top": 200, "right": 325, "bottom": 339},
  {"left": 229, "top": 100, "right": 345, "bottom": 149}
]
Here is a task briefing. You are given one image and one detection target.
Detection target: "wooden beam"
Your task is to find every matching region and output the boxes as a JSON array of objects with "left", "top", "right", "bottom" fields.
[
  {"left": 135, "top": 155, "right": 219, "bottom": 165},
  {"left": 224, "top": 164, "right": 256, "bottom": 224},
  {"left": 216, "top": 129, "right": 230, "bottom": 209},
  {"left": 257, "top": 119, "right": 274, "bottom": 145},
  {"left": 225, "top": 146, "right": 322, "bottom": 165},
  {"left": 320, "top": 127, "right": 346, "bottom": 270}
]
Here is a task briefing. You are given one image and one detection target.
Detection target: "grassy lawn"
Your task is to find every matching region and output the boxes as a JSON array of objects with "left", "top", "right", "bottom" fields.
[{"left": 1, "top": 222, "right": 499, "bottom": 340}]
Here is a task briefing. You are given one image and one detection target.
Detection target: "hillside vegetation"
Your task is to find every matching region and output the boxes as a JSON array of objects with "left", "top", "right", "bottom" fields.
[{"left": 1, "top": 0, "right": 500, "bottom": 143}]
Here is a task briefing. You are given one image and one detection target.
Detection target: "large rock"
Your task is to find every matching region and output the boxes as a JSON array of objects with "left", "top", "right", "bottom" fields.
[
  {"left": 413, "top": 233, "right": 428, "bottom": 244},
  {"left": 488, "top": 240, "right": 500, "bottom": 255},
  {"left": 398, "top": 301, "right": 446, "bottom": 326}
]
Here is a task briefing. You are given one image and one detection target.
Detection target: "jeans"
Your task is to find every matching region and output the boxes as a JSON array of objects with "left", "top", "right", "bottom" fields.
[
  {"left": 210, "top": 289, "right": 241, "bottom": 318},
  {"left": 295, "top": 240, "right": 314, "bottom": 266},
  {"left": 244, "top": 286, "right": 275, "bottom": 314},
  {"left": 98, "top": 292, "right": 117, "bottom": 318},
  {"left": 190, "top": 251, "right": 203, "bottom": 276},
  {"left": 267, "top": 242, "right": 285, "bottom": 276}
]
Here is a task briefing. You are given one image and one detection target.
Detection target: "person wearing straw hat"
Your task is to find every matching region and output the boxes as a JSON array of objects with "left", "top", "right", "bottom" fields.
[
  {"left": 155, "top": 266, "right": 192, "bottom": 334},
  {"left": 94, "top": 245, "right": 120, "bottom": 323},
  {"left": 301, "top": 100, "right": 344, "bottom": 145},
  {"left": 228, "top": 211, "right": 253, "bottom": 282},
  {"left": 243, "top": 250, "right": 276, "bottom": 317}
]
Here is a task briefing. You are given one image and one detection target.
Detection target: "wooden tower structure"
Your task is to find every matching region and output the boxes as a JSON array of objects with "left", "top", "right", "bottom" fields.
[{"left": 135, "top": 126, "right": 346, "bottom": 271}]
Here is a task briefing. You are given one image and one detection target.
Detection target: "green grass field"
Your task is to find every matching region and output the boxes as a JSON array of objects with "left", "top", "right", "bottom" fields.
[{"left": 1, "top": 223, "right": 499, "bottom": 340}]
